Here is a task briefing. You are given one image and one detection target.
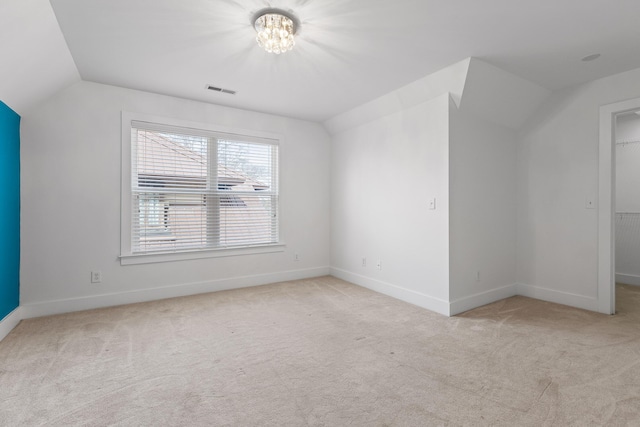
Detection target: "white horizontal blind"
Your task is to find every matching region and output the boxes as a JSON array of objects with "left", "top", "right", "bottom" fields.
[{"left": 131, "top": 122, "right": 278, "bottom": 254}]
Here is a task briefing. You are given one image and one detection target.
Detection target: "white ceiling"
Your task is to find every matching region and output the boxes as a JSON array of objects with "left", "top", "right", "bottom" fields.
[{"left": 11, "top": 0, "right": 640, "bottom": 122}]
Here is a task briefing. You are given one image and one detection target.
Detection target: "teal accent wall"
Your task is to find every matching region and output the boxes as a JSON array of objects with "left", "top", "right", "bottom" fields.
[{"left": 0, "top": 101, "right": 20, "bottom": 320}]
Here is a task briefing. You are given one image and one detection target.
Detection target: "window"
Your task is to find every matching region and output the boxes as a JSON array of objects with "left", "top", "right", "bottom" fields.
[{"left": 121, "top": 113, "right": 281, "bottom": 264}]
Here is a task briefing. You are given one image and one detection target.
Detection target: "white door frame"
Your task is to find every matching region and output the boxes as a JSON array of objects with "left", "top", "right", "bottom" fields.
[{"left": 598, "top": 97, "right": 640, "bottom": 314}]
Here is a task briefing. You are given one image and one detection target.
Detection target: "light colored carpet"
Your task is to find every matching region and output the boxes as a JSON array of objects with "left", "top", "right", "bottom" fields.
[{"left": 1, "top": 276, "right": 640, "bottom": 426}]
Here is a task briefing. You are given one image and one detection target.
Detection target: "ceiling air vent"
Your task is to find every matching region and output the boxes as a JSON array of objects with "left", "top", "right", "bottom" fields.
[{"left": 206, "top": 85, "right": 236, "bottom": 95}]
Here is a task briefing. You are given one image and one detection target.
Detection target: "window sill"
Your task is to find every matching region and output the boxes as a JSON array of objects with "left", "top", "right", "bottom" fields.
[{"left": 120, "top": 243, "right": 286, "bottom": 265}]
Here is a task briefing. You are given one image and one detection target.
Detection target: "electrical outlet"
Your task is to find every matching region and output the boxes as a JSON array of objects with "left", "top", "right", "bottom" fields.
[
  {"left": 362, "top": 257, "right": 367, "bottom": 267},
  {"left": 376, "top": 260, "right": 382, "bottom": 270},
  {"left": 585, "top": 196, "right": 596, "bottom": 209},
  {"left": 91, "top": 271, "right": 102, "bottom": 283},
  {"left": 294, "top": 253, "right": 300, "bottom": 261}
]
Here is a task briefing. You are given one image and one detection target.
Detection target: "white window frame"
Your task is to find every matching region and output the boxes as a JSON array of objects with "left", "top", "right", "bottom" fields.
[{"left": 120, "top": 111, "right": 284, "bottom": 265}]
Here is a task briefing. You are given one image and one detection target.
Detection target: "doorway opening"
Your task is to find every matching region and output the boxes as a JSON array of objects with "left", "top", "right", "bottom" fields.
[{"left": 599, "top": 97, "right": 640, "bottom": 314}]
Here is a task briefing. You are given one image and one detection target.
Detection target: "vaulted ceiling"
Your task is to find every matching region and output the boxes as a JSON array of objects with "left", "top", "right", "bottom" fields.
[{"left": 3, "top": 0, "right": 640, "bottom": 121}]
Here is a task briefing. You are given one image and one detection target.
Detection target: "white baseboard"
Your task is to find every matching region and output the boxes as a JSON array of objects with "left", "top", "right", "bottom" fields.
[
  {"left": 616, "top": 273, "right": 640, "bottom": 286},
  {"left": 330, "top": 267, "right": 450, "bottom": 316},
  {"left": 15, "top": 267, "right": 608, "bottom": 325},
  {"left": 516, "top": 283, "right": 598, "bottom": 312},
  {"left": 0, "top": 307, "right": 23, "bottom": 342},
  {"left": 449, "top": 284, "right": 517, "bottom": 316},
  {"left": 21, "top": 267, "right": 331, "bottom": 319}
]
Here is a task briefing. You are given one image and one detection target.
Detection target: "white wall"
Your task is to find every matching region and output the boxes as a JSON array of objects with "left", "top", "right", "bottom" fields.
[
  {"left": 615, "top": 115, "right": 640, "bottom": 212},
  {"left": 21, "top": 59, "right": 640, "bottom": 322},
  {"left": 449, "top": 108, "right": 517, "bottom": 314},
  {"left": 20, "top": 81, "right": 331, "bottom": 316},
  {"left": 330, "top": 94, "right": 451, "bottom": 315},
  {"left": 517, "top": 66, "right": 640, "bottom": 311},
  {"left": 615, "top": 114, "right": 640, "bottom": 285},
  {"left": 617, "top": 113, "right": 640, "bottom": 139}
]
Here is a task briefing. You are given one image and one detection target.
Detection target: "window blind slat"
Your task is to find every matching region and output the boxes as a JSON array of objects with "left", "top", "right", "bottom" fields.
[{"left": 131, "top": 126, "right": 279, "bottom": 254}]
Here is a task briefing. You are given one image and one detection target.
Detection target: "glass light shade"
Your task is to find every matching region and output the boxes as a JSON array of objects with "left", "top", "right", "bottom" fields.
[{"left": 254, "top": 13, "right": 295, "bottom": 54}]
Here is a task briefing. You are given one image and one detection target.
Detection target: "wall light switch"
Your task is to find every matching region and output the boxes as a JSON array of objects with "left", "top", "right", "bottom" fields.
[{"left": 428, "top": 198, "right": 436, "bottom": 210}]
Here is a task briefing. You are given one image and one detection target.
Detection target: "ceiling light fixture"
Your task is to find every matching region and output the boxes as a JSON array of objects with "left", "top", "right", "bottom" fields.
[{"left": 253, "top": 9, "right": 297, "bottom": 54}]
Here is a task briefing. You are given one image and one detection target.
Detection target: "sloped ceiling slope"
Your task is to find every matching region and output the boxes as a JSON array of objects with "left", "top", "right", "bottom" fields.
[
  {"left": 0, "top": 0, "right": 79, "bottom": 115},
  {"left": 324, "top": 58, "right": 471, "bottom": 135},
  {"left": 459, "top": 59, "right": 551, "bottom": 130},
  {"left": 324, "top": 58, "right": 550, "bottom": 135}
]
